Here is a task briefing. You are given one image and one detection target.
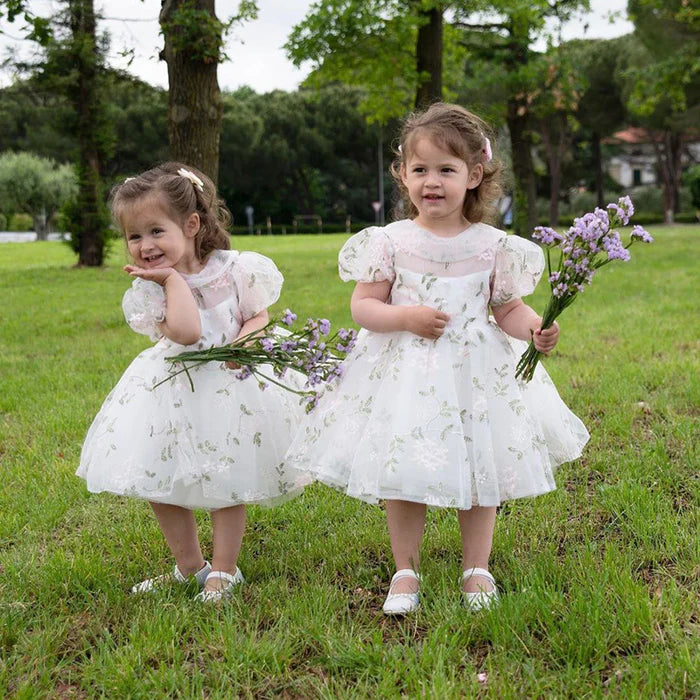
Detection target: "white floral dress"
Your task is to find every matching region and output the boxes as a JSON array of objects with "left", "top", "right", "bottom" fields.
[
  {"left": 284, "top": 220, "right": 589, "bottom": 508},
  {"left": 77, "top": 250, "right": 311, "bottom": 510}
]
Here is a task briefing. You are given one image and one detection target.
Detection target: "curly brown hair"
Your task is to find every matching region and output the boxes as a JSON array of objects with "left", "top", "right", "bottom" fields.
[
  {"left": 390, "top": 103, "right": 502, "bottom": 224},
  {"left": 110, "top": 162, "right": 231, "bottom": 260}
]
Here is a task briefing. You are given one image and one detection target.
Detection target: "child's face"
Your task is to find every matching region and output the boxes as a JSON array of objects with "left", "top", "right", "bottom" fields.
[
  {"left": 122, "top": 195, "right": 200, "bottom": 273},
  {"left": 401, "top": 137, "right": 483, "bottom": 230}
]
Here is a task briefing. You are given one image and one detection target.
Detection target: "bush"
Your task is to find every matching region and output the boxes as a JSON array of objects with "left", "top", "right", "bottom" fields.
[
  {"left": 8, "top": 213, "right": 33, "bottom": 231},
  {"left": 685, "top": 166, "right": 700, "bottom": 210},
  {"left": 230, "top": 221, "right": 375, "bottom": 236},
  {"left": 0, "top": 213, "right": 6, "bottom": 230}
]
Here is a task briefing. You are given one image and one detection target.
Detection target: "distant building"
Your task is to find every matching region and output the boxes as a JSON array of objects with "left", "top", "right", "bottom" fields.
[{"left": 605, "top": 127, "right": 700, "bottom": 188}]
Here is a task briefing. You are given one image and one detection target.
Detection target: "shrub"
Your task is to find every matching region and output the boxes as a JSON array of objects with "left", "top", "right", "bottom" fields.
[{"left": 8, "top": 213, "right": 33, "bottom": 231}]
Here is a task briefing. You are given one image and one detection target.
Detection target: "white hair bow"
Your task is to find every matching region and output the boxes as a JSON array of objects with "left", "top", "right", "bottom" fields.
[{"left": 177, "top": 168, "right": 204, "bottom": 192}]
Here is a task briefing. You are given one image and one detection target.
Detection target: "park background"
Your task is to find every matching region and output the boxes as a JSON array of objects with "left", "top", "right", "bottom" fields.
[{"left": 0, "top": 0, "right": 698, "bottom": 697}]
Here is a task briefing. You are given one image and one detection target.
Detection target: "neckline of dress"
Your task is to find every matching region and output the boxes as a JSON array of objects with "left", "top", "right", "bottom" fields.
[
  {"left": 180, "top": 249, "right": 233, "bottom": 281},
  {"left": 408, "top": 219, "right": 484, "bottom": 241}
]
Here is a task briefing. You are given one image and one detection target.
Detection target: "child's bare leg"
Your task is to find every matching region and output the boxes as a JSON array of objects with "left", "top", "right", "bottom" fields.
[
  {"left": 204, "top": 504, "right": 246, "bottom": 592},
  {"left": 150, "top": 501, "right": 206, "bottom": 574},
  {"left": 457, "top": 506, "right": 497, "bottom": 592},
  {"left": 385, "top": 499, "right": 427, "bottom": 593}
]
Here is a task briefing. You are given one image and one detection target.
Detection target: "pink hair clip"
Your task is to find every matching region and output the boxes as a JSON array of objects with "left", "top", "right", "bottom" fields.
[{"left": 482, "top": 136, "right": 492, "bottom": 163}]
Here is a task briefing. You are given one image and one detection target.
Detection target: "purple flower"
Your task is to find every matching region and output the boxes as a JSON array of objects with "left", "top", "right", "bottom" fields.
[
  {"left": 281, "top": 309, "right": 297, "bottom": 326},
  {"left": 260, "top": 337, "right": 274, "bottom": 353},
  {"left": 235, "top": 366, "right": 252, "bottom": 380},
  {"left": 319, "top": 319, "right": 331, "bottom": 335},
  {"left": 602, "top": 232, "right": 631, "bottom": 261},
  {"left": 549, "top": 271, "right": 561, "bottom": 283},
  {"left": 533, "top": 226, "right": 563, "bottom": 245},
  {"left": 280, "top": 340, "right": 298, "bottom": 352},
  {"left": 607, "top": 196, "right": 634, "bottom": 225},
  {"left": 630, "top": 225, "right": 653, "bottom": 243},
  {"left": 305, "top": 393, "right": 320, "bottom": 413}
]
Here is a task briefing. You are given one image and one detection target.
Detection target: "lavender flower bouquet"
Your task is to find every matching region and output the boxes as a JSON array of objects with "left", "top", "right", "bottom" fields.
[
  {"left": 515, "top": 196, "right": 653, "bottom": 382},
  {"left": 157, "top": 309, "right": 357, "bottom": 412}
]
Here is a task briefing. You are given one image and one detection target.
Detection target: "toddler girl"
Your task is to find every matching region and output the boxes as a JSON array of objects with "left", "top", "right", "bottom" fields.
[
  {"left": 77, "top": 162, "right": 309, "bottom": 601},
  {"left": 284, "top": 104, "right": 589, "bottom": 614}
]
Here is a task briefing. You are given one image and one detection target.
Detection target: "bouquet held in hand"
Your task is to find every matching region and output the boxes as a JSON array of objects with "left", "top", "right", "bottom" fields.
[
  {"left": 516, "top": 196, "right": 653, "bottom": 382},
  {"left": 159, "top": 309, "right": 357, "bottom": 411}
]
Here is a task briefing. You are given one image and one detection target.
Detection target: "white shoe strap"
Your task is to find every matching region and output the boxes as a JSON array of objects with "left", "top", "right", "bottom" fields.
[
  {"left": 463, "top": 567, "right": 495, "bottom": 585},
  {"left": 174, "top": 561, "right": 210, "bottom": 583},
  {"left": 390, "top": 568, "right": 420, "bottom": 586},
  {"left": 205, "top": 569, "right": 238, "bottom": 585},
  {"left": 392, "top": 568, "right": 420, "bottom": 581}
]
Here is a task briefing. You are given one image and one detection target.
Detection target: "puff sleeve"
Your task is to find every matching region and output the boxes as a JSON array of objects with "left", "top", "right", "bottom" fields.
[
  {"left": 122, "top": 279, "right": 166, "bottom": 342},
  {"left": 338, "top": 227, "right": 395, "bottom": 283},
  {"left": 232, "top": 252, "right": 283, "bottom": 320},
  {"left": 490, "top": 235, "right": 545, "bottom": 306}
]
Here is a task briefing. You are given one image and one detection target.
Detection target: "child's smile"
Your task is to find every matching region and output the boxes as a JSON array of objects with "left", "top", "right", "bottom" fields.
[
  {"left": 401, "top": 136, "right": 483, "bottom": 235},
  {"left": 122, "top": 195, "right": 201, "bottom": 274}
]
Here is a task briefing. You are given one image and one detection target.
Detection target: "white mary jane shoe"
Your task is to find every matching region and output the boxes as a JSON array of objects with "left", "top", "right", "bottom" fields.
[
  {"left": 382, "top": 569, "right": 421, "bottom": 616},
  {"left": 131, "top": 561, "right": 211, "bottom": 594},
  {"left": 194, "top": 568, "right": 245, "bottom": 603},
  {"left": 462, "top": 567, "right": 499, "bottom": 611}
]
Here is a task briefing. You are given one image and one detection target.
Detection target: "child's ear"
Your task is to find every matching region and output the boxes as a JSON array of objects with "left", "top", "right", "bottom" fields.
[
  {"left": 400, "top": 163, "right": 408, "bottom": 187},
  {"left": 467, "top": 163, "right": 484, "bottom": 190},
  {"left": 184, "top": 212, "right": 200, "bottom": 238}
]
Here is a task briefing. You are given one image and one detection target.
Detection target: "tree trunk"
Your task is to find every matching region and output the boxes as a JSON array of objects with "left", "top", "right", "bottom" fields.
[
  {"left": 68, "top": 0, "right": 106, "bottom": 266},
  {"left": 160, "top": 0, "right": 223, "bottom": 184},
  {"left": 33, "top": 211, "right": 49, "bottom": 241},
  {"left": 507, "top": 98, "right": 537, "bottom": 236},
  {"left": 592, "top": 131, "right": 604, "bottom": 208},
  {"left": 540, "top": 111, "right": 570, "bottom": 227},
  {"left": 652, "top": 130, "right": 683, "bottom": 225},
  {"left": 415, "top": 6, "right": 443, "bottom": 108},
  {"left": 504, "top": 25, "right": 537, "bottom": 237}
]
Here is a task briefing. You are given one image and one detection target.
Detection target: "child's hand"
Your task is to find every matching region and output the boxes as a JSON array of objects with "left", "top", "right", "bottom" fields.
[
  {"left": 404, "top": 306, "right": 450, "bottom": 340},
  {"left": 124, "top": 265, "right": 178, "bottom": 286},
  {"left": 533, "top": 322, "right": 559, "bottom": 354}
]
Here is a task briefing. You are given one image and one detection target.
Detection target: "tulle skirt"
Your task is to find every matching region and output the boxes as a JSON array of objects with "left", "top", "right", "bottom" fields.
[
  {"left": 284, "top": 323, "right": 588, "bottom": 509},
  {"left": 77, "top": 347, "right": 311, "bottom": 509}
]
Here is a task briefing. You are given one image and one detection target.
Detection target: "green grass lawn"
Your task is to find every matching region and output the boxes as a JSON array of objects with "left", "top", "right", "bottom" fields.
[{"left": 0, "top": 227, "right": 698, "bottom": 698}]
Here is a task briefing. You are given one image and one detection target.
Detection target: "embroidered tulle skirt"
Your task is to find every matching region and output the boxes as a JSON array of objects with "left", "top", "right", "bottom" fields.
[
  {"left": 77, "top": 347, "right": 311, "bottom": 510},
  {"left": 284, "top": 322, "right": 589, "bottom": 509}
]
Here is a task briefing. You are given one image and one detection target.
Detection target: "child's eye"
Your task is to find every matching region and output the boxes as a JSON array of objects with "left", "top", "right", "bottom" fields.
[
  {"left": 412, "top": 166, "right": 425, "bottom": 173},
  {"left": 442, "top": 167, "right": 455, "bottom": 173},
  {"left": 127, "top": 233, "right": 140, "bottom": 242},
  {"left": 151, "top": 228, "right": 163, "bottom": 235}
]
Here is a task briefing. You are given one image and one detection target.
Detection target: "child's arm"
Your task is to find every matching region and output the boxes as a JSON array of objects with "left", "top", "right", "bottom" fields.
[
  {"left": 351, "top": 281, "right": 450, "bottom": 339},
  {"left": 492, "top": 298, "right": 559, "bottom": 353},
  {"left": 234, "top": 309, "right": 269, "bottom": 342},
  {"left": 125, "top": 266, "right": 201, "bottom": 345},
  {"left": 224, "top": 309, "right": 269, "bottom": 370}
]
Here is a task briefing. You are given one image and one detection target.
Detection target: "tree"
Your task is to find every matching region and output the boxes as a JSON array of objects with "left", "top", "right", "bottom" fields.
[
  {"left": 454, "top": 0, "right": 591, "bottom": 235},
  {"left": 623, "top": 0, "right": 700, "bottom": 223},
  {"left": 566, "top": 38, "right": 627, "bottom": 207},
  {"left": 0, "top": 151, "right": 77, "bottom": 238},
  {"left": 529, "top": 50, "right": 582, "bottom": 225},
  {"left": 219, "top": 86, "right": 378, "bottom": 225},
  {"left": 1, "top": 0, "right": 111, "bottom": 265},
  {"left": 285, "top": 0, "right": 460, "bottom": 124},
  {"left": 64, "top": 0, "right": 111, "bottom": 265},
  {"left": 159, "top": 0, "right": 258, "bottom": 183}
]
